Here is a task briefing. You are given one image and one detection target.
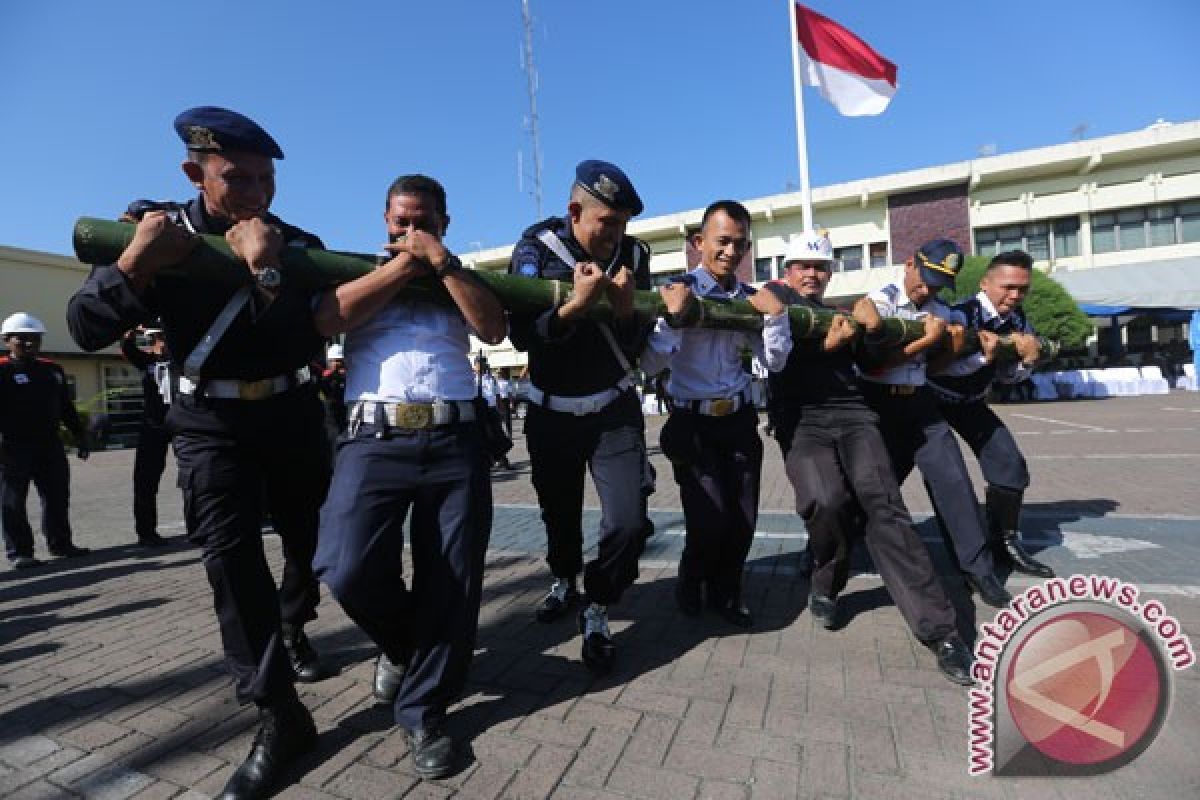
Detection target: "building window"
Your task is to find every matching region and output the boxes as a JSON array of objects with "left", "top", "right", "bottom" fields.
[
  {"left": 834, "top": 245, "right": 863, "bottom": 272},
  {"left": 753, "top": 257, "right": 775, "bottom": 283},
  {"left": 1090, "top": 200, "right": 1200, "bottom": 253},
  {"left": 975, "top": 216, "right": 1081, "bottom": 261},
  {"left": 869, "top": 242, "right": 888, "bottom": 267}
]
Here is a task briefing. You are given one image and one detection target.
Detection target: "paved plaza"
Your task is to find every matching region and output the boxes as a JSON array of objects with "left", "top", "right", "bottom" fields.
[{"left": 2, "top": 393, "right": 1199, "bottom": 798}]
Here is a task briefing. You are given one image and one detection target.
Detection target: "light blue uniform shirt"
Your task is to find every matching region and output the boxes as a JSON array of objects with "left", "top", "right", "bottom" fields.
[{"left": 642, "top": 267, "right": 792, "bottom": 400}]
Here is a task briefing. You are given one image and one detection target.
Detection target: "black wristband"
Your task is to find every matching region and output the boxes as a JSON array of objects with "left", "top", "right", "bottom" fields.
[{"left": 434, "top": 253, "right": 463, "bottom": 278}]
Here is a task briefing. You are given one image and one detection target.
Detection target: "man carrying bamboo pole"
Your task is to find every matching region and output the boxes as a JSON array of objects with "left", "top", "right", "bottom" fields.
[
  {"left": 927, "top": 249, "right": 1054, "bottom": 579},
  {"left": 858, "top": 239, "right": 1012, "bottom": 609},
  {"left": 313, "top": 174, "right": 505, "bottom": 779},
  {"left": 507, "top": 160, "right": 653, "bottom": 674},
  {"left": 765, "top": 232, "right": 973, "bottom": 684},
  {"left": 66, "top": 107, "right": 331, "bottom": 800},
  {"left": 642, "top": 200, "right": 791, "bottom": 629}
]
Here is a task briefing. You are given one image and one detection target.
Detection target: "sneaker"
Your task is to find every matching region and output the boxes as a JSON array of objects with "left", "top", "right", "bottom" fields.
[
  {"left": 578, "top": 603, "right": 615, "bottom": 674},
  {"left": 535, "top": 578, "right": 578, "bottom": 623}
]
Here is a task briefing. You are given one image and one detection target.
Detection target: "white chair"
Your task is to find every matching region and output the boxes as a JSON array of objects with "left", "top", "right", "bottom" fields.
[
  {"left": 1180, "top": 363, "right": 1199, "bottom": 391},
  {"left": 1138, "top": 366, "right": 1170, "bottom": 395}
]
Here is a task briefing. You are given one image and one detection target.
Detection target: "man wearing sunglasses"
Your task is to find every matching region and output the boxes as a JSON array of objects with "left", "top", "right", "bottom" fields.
[{"left": 1, "top": 312, "right": 90, "bottom": 569}]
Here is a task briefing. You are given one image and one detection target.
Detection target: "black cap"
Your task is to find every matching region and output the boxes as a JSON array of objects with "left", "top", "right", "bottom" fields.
[
  {"left": 574, "top": 159, "right": 643, "bottom": 216},
  {"left": 173, "top": 106, "right": 284, "bottom": 159},
  {"left": 914, "top": 238, "right": 964, "bottom": 290}
]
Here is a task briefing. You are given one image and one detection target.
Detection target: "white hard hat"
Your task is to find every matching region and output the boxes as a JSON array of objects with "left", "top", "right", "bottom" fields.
[
  {"left": 783, "top": 231, "right": 834, "bottom": 265},
  {"left": 327, "top": 344, "right": 344, "bottom": 361},
  {"left": 2, "top": 312, "right": 47, "bottom": 335}
]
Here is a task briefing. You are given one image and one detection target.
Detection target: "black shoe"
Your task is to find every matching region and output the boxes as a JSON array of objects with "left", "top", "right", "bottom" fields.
[
  {"left": 965, "top": 573, "right": 1013, "bottom": 609},
  {"left": 808, "top": 593, "right": 838, "bottom": 630},
  {"left": 373, "top": 652, "right": 406, "bottom": 705},
  {"left": 12, "top": 555, "right": 44, "bottom": 570},
  {"left": 578, "top": 604, "right": 615, "bottom": 674},
  {"left": 999, "top": 535, "right": 1055, "bottom": 579},
  {"left": 535, "top": 579, "right": 578, "bottom": 623},
  {"left": 136, "top": 532, "right": 169, "bottom": 548},
  {"left": 675, "top": 576, "right": 702, "bottom": 616},
  {"left": 48, "top": 543, "right": 90, "bottom": 558},
  {"left": 405, "top": 725, "right": 455, "bottom": 780},
  {"left": 219, "top": 697, "right": 316, "bottom": 800},
  {"left": 934, "top": 635, "right": 975, "bottom": 686},
  {"left": 708, "top": 591, "right": 754, "bottom": 629},
  {"left": 282, "top": 627, "right": 333, "bottom": 683}
]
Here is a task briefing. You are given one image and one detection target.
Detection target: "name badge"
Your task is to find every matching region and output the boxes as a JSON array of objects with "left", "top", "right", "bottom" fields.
[{"left": 13, "top": 374, "right": 29, "bottom": 384}]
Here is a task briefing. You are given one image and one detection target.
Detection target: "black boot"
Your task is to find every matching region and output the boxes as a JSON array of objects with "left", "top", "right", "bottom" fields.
[
  {"left": 219, "top": 696, "right": 317, "bottom": 800},
  {"left": 986, "top": 486, "right": 1054, "bottom": 579},
  {"left": 282, "top": 626, "right": 333, "bottom": 683},
  {"left": 373, "top": 651, "right": 407, "bottom": 705}
]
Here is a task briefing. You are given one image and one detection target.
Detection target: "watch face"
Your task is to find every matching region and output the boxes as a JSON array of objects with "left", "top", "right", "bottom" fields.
[{"left": 257, "top": 267, "right": 282, "bottom": 289}]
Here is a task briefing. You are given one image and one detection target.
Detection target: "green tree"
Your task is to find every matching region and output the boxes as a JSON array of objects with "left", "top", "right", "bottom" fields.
[{"left": 943, "top": 256, "right": 1092, "bottom": 350}]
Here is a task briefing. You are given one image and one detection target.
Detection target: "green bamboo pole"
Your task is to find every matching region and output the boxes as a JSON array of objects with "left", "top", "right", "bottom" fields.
[{"left": 73, "top": 217, "right": 1054, "bottom": 361}]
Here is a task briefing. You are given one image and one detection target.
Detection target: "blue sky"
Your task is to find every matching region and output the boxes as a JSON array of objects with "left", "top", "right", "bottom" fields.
[{"left": 1, "top": 0, "right": 1196, "bottom": 258}]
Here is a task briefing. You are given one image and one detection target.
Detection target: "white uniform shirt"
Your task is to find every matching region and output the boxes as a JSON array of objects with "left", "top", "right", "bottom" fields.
[
  {"left": 641, "top": 267, "right": 792, "bottom": 400},
  {"left": 344, "top": 299, "right": 476, "bottom": 402},
  {"left": 858, "top": 281, "right": 962, "bottom": 387}
]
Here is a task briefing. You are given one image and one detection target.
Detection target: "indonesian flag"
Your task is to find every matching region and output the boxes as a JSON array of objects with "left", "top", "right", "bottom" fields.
[{"left": 793, "top": 3, "right": 898, "bottom": 117}]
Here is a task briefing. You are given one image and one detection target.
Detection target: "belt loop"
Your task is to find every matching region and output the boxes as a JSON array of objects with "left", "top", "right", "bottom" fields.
[{"left": 373, "top": 402, "right": 392, "bottom": 440}]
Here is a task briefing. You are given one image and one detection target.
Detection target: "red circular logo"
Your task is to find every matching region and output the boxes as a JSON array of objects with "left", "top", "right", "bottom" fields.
[{"left": 1005, "top": 611, "right": 1165, "bottom": 767}]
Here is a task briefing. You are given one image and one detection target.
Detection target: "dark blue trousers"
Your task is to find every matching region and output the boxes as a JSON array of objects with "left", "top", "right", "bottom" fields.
[
  {"left": 524, "top": 391, "right": 647, "bottom": 605},
  {"left": 315, "top": 420, "right": 491, "bottom": 731},
  {"left": 861, "top": 385, "right": 995, "bottom": 579},
  {"left": 660, "top": 405, "right": 761, "bottom": 599},
  {"left": 939, "top": 401, "right": 1030, "bottom": 491}
]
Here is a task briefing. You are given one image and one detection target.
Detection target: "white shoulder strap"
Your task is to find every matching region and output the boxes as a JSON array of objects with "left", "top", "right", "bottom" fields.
[{"left": 536, "top": 229, "right": 633, "bottom": 376}]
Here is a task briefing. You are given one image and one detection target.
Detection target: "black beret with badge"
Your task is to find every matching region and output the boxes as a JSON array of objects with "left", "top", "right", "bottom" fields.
[
  {"left": 914, "top": 238, "right": 964, "bottom": 290},
  {"left": 574, "top": 159, "right": 643, "bottom": 216},
  {"left": 173, "top": 106, "right": 285, "bottom": 160}
]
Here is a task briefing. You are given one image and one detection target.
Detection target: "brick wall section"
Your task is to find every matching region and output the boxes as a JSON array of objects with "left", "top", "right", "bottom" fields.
[{"left": 887, "top": 183, "right": 971, "bottom": 263}]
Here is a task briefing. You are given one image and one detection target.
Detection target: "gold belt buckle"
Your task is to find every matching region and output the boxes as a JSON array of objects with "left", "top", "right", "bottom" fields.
[
  {"left": 393, "top": 403, "right": 433, "bottom": 429},
  {"left": 238, "top": 378, "right": 274, "bottom": 401},
  {"left": 709, "top": 398, "right": 735, "bottom": 416}
]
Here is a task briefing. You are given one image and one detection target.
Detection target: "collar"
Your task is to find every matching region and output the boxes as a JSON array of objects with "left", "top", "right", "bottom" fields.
[
  {"left": 691, "top": 266, "right": 749, "bottom": 300},
  {"left": 890, "top": 281, "right": 915, "bottom": 309},
  {"left": 976, "top": 291, "right": 1004, "bottom": 323}
]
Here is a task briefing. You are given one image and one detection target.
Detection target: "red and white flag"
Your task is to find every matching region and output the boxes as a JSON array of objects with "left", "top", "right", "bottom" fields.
[{"left": 793, "top": 3, "right": 898, "bottom": 117}]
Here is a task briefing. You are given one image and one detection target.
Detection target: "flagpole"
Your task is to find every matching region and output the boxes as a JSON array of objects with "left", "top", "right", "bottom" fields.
[{"left": 788, "top": 0, "right": 814, "bottom": 232}]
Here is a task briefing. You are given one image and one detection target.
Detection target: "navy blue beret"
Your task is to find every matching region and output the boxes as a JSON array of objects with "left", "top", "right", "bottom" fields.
[
  {"left": 574, "top": 159, "right": 643, "bottom": 216},
  {"left": 173, "top": 106, "right": 284, "bottom": 160},
  {"left": 914, "top": 238, "right": 964, "bottom": 289}
]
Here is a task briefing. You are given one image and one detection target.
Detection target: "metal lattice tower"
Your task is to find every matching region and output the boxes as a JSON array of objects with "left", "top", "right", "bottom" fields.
[{"left": 520, "top": 0, "right": 544, "bottom": 218}]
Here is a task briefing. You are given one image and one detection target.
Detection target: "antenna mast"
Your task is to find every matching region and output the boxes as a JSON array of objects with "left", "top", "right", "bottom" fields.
[{"left": 520, "top": 0, "right": 544, "bottom": 217}]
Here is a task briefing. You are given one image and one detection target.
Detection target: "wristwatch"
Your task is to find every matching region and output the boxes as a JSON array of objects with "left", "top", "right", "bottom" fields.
[
  {"left": 254, "top": 265, "right": 282, "bottom": 289},
  {"left": 434, "top": 253, "right": 463, "bottom": 278}
]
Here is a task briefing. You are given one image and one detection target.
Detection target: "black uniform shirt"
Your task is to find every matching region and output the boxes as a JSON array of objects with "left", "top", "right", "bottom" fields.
[
  {"left": 0, "top": 355, "right": 86, "bottom": 444},
  {"left": 507, "top": 216, "right": 653, "bottom": 396},
  {"left": 764, "top": 283, "right": 866, "bottom": 411},
  {"left": 67, "top": 195, "right": 325, "bottom": 380},
  {"left": 928, "top": 294, "right": 1036, "bottom": 403}
]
